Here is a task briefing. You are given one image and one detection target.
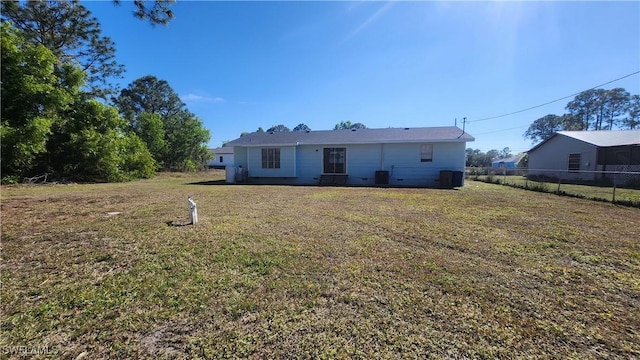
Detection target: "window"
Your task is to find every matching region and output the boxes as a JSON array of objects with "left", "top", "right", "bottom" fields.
[
  {"left": 261, "top": 148, "right": 280, "bottom": 169},
  {"left": 219, "top": 156, "right": 223, "bottom": 163},
  {"left": 568, "top": 153, "right": 581, "bottom": 172},
  {"left": 323, "top": 148, "right": 346, "bottom": 174},
  {"left": 420, "top": 144, "right": 433, "bottom": 162}
]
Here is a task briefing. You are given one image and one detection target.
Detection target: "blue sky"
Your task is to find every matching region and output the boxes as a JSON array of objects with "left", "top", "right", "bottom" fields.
[{"left": 84, "top": 1, "right": 640, "bottom": 153}]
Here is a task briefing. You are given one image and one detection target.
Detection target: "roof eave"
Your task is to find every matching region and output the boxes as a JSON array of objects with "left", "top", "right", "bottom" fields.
[{"left": 231, "top": 138, "right": 474, "bottom": 147}]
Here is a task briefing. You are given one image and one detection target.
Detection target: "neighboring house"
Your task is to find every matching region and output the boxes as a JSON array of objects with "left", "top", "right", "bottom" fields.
[
  {"left": 207, "top": 147, "right": 234, "bottom": 169},
  {"left": 527, "top": 130, "right": 640, "bottom": 183},
  {"left": 223, "top": 126, "right": 474, "bottom": 187},
  {"left": 492, "top": 154, "right": 524, "bottom": 169}
]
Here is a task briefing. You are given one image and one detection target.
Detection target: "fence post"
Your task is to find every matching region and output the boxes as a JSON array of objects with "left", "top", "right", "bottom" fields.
[
  {"left": 557, "top": 174, "right": 562, "bottom": 193},
  {"left": 612, "top": 176, "right": 617, "bottom": 203}
]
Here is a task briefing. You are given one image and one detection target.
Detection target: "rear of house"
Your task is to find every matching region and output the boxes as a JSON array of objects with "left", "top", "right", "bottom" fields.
[
  {"left": 527, "top": 130, "right": 640, "bottom": 185},
  {"left": 224, "top": 127, "right": 474, "bottom": 187}
]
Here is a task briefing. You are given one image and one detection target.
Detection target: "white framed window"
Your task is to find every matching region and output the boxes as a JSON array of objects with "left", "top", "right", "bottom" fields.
[
  {"left": 568, "top": 153, "right": 580, "bottom": 172},
  {"left": 420, "top": 144, "right": 433, "bottom": 162},
  {"left": 261, "top": 148, "right": 280, "bottom": 169}
]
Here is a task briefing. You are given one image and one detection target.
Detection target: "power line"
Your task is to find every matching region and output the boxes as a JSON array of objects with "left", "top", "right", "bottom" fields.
[{"left": 468, "top": 70, "right": 640, "bottom": 123}]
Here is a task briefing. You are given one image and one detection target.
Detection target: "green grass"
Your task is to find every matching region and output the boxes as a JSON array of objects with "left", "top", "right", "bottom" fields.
[
  {"left": 474, "top": 174, "right": 640, "bottom": 205},
  {"left": 2, "top": 171, "right": 639, "bottom": 358}
]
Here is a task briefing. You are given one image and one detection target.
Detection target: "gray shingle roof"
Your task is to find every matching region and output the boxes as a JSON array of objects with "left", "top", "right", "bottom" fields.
[
  {"left": 209, "top": 147, "right": 234, "bottom": 154},
  {"left": 557, "top": 130, "right": 640, "bottom": 147},
  {"left": 528, "top": 130, "right": 640, "bottom": 153},
  {"left": 225, "top": 126, "right": 474, "bottom": 147}
]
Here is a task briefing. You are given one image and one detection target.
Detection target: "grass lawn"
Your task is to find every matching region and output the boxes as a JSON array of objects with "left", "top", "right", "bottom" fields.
[
  {"left": 473, "top": 175, "right": 640, "bottom": 206},
  {"left": 1, "top": 172, "right": 639, "bottom": 359}
]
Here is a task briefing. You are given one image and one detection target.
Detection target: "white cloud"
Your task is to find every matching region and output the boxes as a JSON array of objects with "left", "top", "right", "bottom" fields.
[{"left": 180, "top": 93, "right": 225, "bottom": 103}]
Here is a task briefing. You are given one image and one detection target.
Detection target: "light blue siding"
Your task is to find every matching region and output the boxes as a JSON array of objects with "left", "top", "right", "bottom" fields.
[
  {"left": 233, "top": 147, "right": 248, "bottom": 168},
  {"left": 246, "top": 146, "right": 296, "bottom": 177},
  {"left": 296, "top": 145, "right": 323, "bottom": 183},
  {"left": 233, "top": 142, "right": 466, "bottom": 187},
  {"left": 382, "top": 142, "right": 465, "bottom": 186}
]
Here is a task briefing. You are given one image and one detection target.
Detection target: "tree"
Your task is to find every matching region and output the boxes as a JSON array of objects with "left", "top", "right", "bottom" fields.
[
  {"left": 115, "top": 75, "right": 184, "bottom": 122},
  {"left": 115, "top": 75, "right": 211, "bottom": 171},
  {"left": 1, "top": 0, "right": 125, "bottom": 99},
  {"left": 559, "top": 113, "right": 583, "bottom": 131},
  {"left": 163, "top": 112, "right": 210, "bottom": 171},
  {"left": 267, "top": 124, "right": 290, "bottom": 132},
  {"left": 114, "top": 0, "right": 176, "bottom": 25},
  {"left": 46, "top": 100, "right": 155, "bottom": 181},
  {"left": 135, "top": 112, "right": 166, "bottom": 168},
  {"left": 334, "top": 121, "right": 367, "bottom": 130},
  {"left": 623, "top": 95, "right": 640, "bottom": 129},
  {"left": 334, "top": 121, "right": 352, "bottom": 130},
  {"left": 293, "top": 123, "right": 311, "bottom": 132},
  {"left": 565, "top": 89, "right": 607, "bottom": 131},
  {"left": 524, "top": 88, "right": 638, "bottom": 143},
  {"left": 486, "top": 149, "right": 500, "bottom": 161},
  {"left": 1, "top": 22, "right": 155, "bottom": 182},
  {"left": 1, "top": 22, "right": 81, "bottom": 178},
  {"left": 465, "top": 148, "right": 498, "bottom": 167},
  {"left": 523, "top": 114, "right": 563, "bottom": 144},
  {"left": 256, "top": 127, "right": 265, "bottom": 133},
  {"left": 465, "top": 148, "right": 480, "bottom": 167},
  {"left": 602, "top": 88, "right": 630, "bottom": 130},
  {"left": 499, "top": 147, "right": 512, "bottom": 159},
  {"left": 114, "top": 75, "right": 211, "bottom": 171}
]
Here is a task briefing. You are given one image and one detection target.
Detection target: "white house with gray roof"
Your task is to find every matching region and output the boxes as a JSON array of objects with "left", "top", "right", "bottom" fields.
[
  {"left": 224, "top": 126, "right": 474, "bottom": 187},
  {"left": 527, "top": 130, "right": 640, "bottom": 184},
  {"left": 207, "top": 147, "right": 234, "bottom": 168}
]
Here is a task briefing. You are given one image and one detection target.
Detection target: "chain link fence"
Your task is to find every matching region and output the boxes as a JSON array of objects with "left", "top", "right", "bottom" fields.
[{"left": 466, "top": 167, "right": 640, "bottom": 207}]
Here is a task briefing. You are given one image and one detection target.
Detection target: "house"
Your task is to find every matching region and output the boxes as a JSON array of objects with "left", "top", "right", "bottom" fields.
[
  {"left": 527, "top": 130, "right": 640, "bottom": 184},
  {"left": 223, "top": 126, "right": 474, "bottom": 187},
  {"left": 491, "top": 154, "right": 524, "bottom": 169},
  {"left": 207, "top": 147, "right": 234, "bottom": 169}
]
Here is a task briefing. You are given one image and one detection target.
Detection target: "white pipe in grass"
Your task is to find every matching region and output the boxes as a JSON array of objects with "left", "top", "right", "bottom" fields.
[{"left": 188, "top": 197, "right": 198, "bottom": 225}]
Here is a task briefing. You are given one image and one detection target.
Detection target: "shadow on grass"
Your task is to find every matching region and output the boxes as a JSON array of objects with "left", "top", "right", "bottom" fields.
[
  {"left": 187, "top": 180, "right": 227, "bottom": 186},
  {"left": 185, "top": 179, "right": 462, "bottom": 190},
  {"left": 166, "top": 220, "right": 193, "bottom": 227}
]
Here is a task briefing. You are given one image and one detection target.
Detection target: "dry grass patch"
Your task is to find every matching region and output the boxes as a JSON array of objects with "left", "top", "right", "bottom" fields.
[{"left": 1, "top": 174, "right": 639, "bottom": 359}]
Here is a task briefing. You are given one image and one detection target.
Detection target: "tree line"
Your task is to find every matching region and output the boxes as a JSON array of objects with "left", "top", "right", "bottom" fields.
[
  {"left": 1, "top": 1, "right": 209, "bottom": 183},
  {"left": 524, "top": 88, "right": 640, "bottom": 144},
  {"left": 239, "top": 121, "right": 368, "bottom": 137}
]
